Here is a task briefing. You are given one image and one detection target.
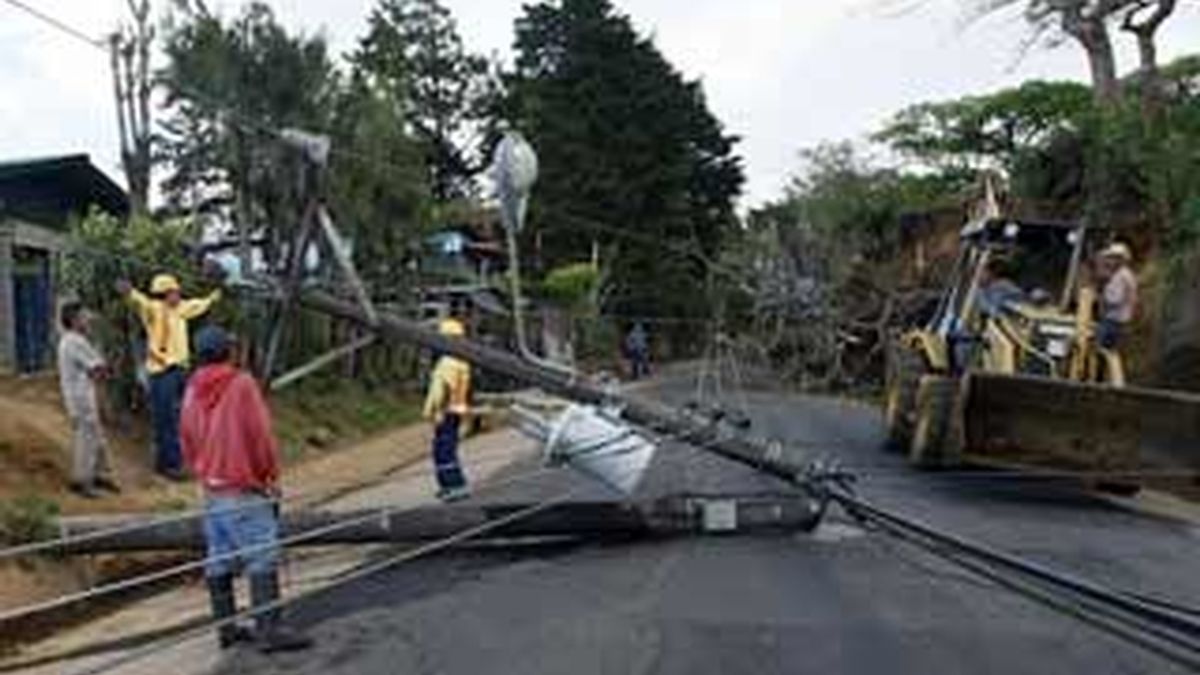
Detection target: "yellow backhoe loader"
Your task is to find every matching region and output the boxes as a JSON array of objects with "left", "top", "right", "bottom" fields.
[{"left": 884, "top": 214, "right": 1200, "bottom": 485}]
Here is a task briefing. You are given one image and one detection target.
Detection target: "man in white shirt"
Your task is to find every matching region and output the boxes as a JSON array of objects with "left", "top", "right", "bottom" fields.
[
  {"left": 1096, "top": 243, "right": 1138, "bottom": 351},
  {"left": 57, "top": 302, "right": 118, "bottom": 499}
]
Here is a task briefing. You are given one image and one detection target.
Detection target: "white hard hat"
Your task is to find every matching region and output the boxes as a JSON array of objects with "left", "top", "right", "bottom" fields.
[{"left": 1101, "top": 242, "right": 1132, "bottom": 261}]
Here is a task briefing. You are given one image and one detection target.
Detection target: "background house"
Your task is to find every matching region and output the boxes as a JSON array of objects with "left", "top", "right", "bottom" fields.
[{"left": 0, "top": 155, "right": 128, "bottom": 374}]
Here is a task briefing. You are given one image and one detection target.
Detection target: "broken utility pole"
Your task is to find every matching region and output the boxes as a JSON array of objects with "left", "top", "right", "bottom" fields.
[
  {"left": 299, "top": 289, "right": 820, "bottom": 487},
  {"left": 55, "top": 495, "right": 820, "bottom": 554}
]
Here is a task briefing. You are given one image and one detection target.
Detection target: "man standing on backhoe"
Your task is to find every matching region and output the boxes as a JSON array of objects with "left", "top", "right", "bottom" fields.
[
  {"left": 117, "top": 272, "right": 221, "bottom": 480},
  {"left": 1096, "top": 243, "right": 1138, "bottom": 351},
  {"left": 423, "top": 317, "right": 472, "bottom": 501}
]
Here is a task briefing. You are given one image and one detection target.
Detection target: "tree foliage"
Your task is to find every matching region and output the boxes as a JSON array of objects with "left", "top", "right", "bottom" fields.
[
  {"left": 60, "top": 210, "right": 225, "bottom": 408},
  {"left": 158, "top": 1, "right": 337, "bottom": 261},
  {"left": 158, "top": 2, "right": 431, "bottom": 288},
  {"left": 741, "top": 144, "right": 956, "bottom": 387},
  {"left": 506, "top": 0, "right": 744, "bottom": 334},
  {"left": 354, "top": 0, "right": 498, "bottom": 200}
]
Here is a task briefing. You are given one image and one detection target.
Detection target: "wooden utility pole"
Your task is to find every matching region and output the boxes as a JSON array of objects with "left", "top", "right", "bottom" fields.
[
  {"left": 299, "top": 288, "right": 814, "bottom": 485},
  {"left": 109, "top": 0, "right": 154, "bottom": 216}
]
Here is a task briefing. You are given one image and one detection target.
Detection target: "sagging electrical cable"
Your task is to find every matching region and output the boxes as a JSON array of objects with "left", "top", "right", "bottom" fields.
[
  {"left": 1, "top": 442, "right": 707, "bottom": 672},
  {"left": 0, "top": 465, "right": 556, "bottom": 625},
  {"left": 829, "top": 489, "right": 1200, "bottom": 670},
  {"left": 66, "top": 450, "right": 675, "bottom": 675},
  {"left": 0, "top": 447, "right": 430, "bottom": 560},
  {"left": 69, "top": 490, "right": 581, "bottom": 675},
  {"left": 0, "top": 448, "right": 531, "bottom": 561}
]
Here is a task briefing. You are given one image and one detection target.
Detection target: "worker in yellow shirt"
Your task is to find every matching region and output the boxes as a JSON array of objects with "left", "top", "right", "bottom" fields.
[
  {"left": 422, "top": 318, "right": 472, "bottom": 501},
  {"left": 117, "top": 273, "right": 221, "bottom": 480}
]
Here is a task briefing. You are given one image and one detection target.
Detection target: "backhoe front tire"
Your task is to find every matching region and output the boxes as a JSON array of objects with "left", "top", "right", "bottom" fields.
[
  {"left": 884, "top": 344, "right": 926, "bottom": 452},
  {"left": 909, "top": 376, "right": 959, "bottom": 469}
]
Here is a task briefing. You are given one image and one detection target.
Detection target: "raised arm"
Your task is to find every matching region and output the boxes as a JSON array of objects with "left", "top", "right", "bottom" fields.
[
  {"left": 119, "top": 281, "right": 154, "bottom": 322},
  {"left": 179, "top": 289, "right": 222, "bottom": 320}
]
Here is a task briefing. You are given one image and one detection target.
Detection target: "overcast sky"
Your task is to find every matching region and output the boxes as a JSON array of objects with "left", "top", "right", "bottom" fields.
[{"left": 2, "top": 0, "right": 1198, "bottom": 207}]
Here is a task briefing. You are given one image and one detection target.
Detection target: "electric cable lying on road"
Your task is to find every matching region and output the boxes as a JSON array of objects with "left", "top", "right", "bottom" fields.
[
  {"left": 69, "top": 488, "right": 584, "bottom": 675},
  {"left": 0, "top": 445, "right": 534, "bottom": 561},
  {"left": 828, "top": 488, "right": 1200, "bottom": 671},
  {"left": 65, "top": 448, "right": 681, "bottom": 675},
  {"left": 0, "top": 465, "right": 556, "bottom": 625}
]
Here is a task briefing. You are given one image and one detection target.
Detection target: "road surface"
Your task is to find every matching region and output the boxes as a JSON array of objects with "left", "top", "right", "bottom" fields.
[{"left": 105, "top": 386, "right": 1200, "bottom": 674}]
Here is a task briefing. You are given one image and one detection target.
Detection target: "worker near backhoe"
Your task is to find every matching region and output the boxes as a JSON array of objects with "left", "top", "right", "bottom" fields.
[
  {"left": 977, "top": 258, "right": 1024, "bottom": 316},
  {"left": 56, "top": 301, "right": 119, "bottom": 499},
  {"left": 1096, "top": 242, "right": 1138, "bottom": 350},
  {"left": 181, "top": 326, "right": 312, "bottom": 654},
  {"left": 117, "top": 272, "right": 221, "bottom": 480},
  {"left": 624, "top": 322, "right": 650, "bottom": 380},
  {"left": 422, "top": 318, "right": 472, "bottom": 502}
]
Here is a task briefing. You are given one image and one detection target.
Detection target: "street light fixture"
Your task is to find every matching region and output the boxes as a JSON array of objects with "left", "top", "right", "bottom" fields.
[{"left": 492, "top": 130, "right": 572, "bottom": 374}]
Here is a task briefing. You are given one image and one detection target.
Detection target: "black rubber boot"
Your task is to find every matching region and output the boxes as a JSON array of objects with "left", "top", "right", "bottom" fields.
[
  {"left": 249, "top": 571, "right": 313, "bottom": 653},
  {"left": 205, "top": 575, "right": 254, "bottom": 649}
]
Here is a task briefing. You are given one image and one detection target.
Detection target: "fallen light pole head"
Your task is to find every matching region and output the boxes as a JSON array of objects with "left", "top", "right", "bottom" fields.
[{"left": 542, "top": 404, "right": 658, "bottom": 496}]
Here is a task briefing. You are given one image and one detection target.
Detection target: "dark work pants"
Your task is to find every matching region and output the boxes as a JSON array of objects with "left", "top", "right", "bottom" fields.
[
  {"left": 149, "top": 366, "right": 185, "bottom": 473},
  {"left": 432, "top": 414, "right": 467, "bottom": 491},
  {"left": 1097, "top": 318, "right": 1123, "bottom": 350}
]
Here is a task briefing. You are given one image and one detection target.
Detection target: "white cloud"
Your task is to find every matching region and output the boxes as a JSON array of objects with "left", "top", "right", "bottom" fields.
[{"left": 1, "top": 0, "right": 1197, "bottom": 206}]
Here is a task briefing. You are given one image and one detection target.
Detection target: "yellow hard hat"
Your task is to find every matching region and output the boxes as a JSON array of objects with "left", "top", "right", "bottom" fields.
[
  {"left": 439, "top": 318, "right": 465, "bottom": 337},
  {"left": 150, "top": 274, "right": 181, "bottom": 295}
]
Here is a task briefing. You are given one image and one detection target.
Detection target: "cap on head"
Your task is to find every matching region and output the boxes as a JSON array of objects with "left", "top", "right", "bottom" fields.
[
  {"left": 151, "top": 274, "right": 181, "bottom": 295},
  {"left": 1101, "top": 243, "right": 1132, "bottom": 262},
  {"left": 439, "top": 318, "right": 465, "bottom": 337},
  {"left": 194, "top": 325, "right": 232, "bottom": 364}
]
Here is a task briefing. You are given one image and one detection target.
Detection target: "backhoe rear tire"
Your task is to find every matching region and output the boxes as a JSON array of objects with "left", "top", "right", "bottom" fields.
[
  {"left": 909, "top": 376, "right": 959, "bottom": 469},
  {"left": 884, "top": 344, "right": 926, "bottom": 452}
]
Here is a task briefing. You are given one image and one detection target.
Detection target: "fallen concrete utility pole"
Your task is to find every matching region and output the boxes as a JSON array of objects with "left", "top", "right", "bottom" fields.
[
  {"left": 55, "top": 495, "right": 820, "bottom": 554},
  {"left": 299, "top": 289, "right": 815, "bottom": 486}
]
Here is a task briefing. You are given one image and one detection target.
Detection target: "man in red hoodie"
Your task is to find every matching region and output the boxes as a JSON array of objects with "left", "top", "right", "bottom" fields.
[{"left": 181, "top": 326, "right": 311, "bottom": 653}]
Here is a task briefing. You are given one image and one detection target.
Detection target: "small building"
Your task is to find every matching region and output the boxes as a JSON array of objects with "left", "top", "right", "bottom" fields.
[
  {"left": 0, "top": 155, "right": 128, "bottom": 374},
  {"left": 417, "top": 205, "right": 509, "bottom": 324}
]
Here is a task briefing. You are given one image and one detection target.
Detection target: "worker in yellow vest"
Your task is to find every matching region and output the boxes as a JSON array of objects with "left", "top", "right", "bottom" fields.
[
  {"left": 422, "top": 318, "right": 472, "bottom": 501},
  {"left": 117, "top": 273, "right": 221, "bottom": 480}
]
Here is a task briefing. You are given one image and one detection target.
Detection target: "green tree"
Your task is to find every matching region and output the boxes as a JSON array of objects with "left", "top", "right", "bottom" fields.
[
  {"left": 158, "top": 2, "right": 337, "bottom": 270},
  {"left": 506, "top": 0, "right": 744, "bottom": 337},
  {"left": 354, "top": 0, "right": 498, "bottom": 200},
  {"left": 743, "top": 143, "right": 956, "bottom": 386},
  {"left": 60, "top": 210, "right": 222, "bottom": 410},
  {"left": 966, "top": 0, "right": 1130, "bottom": 106},
  {"left": 158, "top": 3, "right": 431, "bottom": 378},
  {"left": 328, "top": 73, "right": 433, "bottom": 291},
  {"left": 876, "top": 80, "right": 1095, "bottom": 210}
]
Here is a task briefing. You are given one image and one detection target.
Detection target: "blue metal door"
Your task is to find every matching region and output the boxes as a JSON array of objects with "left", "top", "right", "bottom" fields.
[{"left": 12, "top": 247, "right": 50, "bottom": 374}]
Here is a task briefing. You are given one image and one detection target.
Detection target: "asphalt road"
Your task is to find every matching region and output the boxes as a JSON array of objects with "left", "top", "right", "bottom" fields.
[{"left": 204, "top": 385, "right": 1200, "bottom": 675}]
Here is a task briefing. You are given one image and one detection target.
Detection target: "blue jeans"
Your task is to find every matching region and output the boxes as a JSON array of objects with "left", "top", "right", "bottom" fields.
[
  {"left": 203, "top": 493, "right": 279, "bottom": 578},
  {"left": 1097, "top": 319, "right": 1123, "bottom": 350},
  {"left": 149, "top": 367, "right": 185, "bottom": 473},
  {"left": 432, "top": 414, "right": 467, "bottom": 491}
]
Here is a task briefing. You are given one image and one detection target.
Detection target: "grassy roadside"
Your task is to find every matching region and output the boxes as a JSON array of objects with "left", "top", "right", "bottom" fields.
[{"left": 270, "top": 376, "right": 423, "bottom": 463}]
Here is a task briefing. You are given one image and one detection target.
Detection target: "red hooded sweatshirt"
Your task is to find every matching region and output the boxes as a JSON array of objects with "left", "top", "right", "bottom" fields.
[{"left": 181, "top": 363, "right": 279, "bottom": 493}]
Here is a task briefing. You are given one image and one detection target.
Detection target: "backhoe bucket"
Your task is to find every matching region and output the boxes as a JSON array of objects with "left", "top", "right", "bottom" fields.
[{"left": 961, "top": 373, "right": 1200, "bottom": 480}]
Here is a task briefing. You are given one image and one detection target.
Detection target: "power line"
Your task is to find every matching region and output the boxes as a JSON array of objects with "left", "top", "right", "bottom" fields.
[
  {"left": 0, "top": 448, "right": 527, "bottom": 562},
  {"left": 67, "top": 437, "right": 693, "bottom": 674},
  {"left": 0, "top": 0, "right": 106, "bottom": 48},
  {"left": 0, "top": 445, "right": 691, "bottom": 672},
  {"left": 71, "top": 488, "right": 585, "bottom": 675},
  {"left": 0, "top": 465, "right": 554, "bottom": 625}
]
